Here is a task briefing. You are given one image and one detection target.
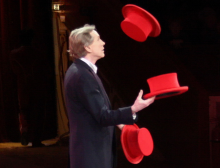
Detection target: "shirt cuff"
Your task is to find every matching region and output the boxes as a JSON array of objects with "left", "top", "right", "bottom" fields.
[{"left": 132, "top": 113, "right": 137, "bottom": 120}]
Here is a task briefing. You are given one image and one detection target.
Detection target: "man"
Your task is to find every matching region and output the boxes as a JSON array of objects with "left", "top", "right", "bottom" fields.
[{"left": 64, "top": 24, "right": 155, "bottom": 168}]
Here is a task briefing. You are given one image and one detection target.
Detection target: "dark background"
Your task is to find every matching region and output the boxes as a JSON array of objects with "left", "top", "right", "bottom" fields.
[{"left": 1, "top": 0, "right": 220, "bottom": 168}]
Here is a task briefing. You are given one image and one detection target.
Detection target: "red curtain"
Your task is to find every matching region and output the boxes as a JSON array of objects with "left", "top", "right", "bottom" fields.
[
  {"left": 0, "top": 0, "right": 21, "bottom": 142},
  {"left": 0, "top": 0, "right": 57, "bottom": 142}
]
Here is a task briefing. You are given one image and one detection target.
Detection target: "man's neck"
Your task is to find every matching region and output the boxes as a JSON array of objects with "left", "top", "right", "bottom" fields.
[{"left": 84, "top": 55, "right": 97, "bottom": 64}]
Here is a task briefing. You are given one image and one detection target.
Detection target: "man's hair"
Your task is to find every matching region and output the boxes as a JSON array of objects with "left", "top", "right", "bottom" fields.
[{"left": 68, "top": 24, "right": 95, "bottom": 59}]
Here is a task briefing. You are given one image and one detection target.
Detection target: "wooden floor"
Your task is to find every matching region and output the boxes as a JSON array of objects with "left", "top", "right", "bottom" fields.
[{"left": 0, "top": 139, "right": 69, "bottom": 168}]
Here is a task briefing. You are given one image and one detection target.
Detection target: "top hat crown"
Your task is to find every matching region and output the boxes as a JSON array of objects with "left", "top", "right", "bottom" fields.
[{"left": 121, "top": 4, "right": 161, "bottom": 42}]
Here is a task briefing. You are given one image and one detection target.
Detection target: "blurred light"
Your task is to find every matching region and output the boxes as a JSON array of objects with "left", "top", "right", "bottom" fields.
[{"left": 53, "top": 4, "right": 60, "bottom": 11}]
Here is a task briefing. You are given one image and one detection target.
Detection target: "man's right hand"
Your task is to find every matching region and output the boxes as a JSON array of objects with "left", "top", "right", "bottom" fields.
[{"left": 131, "top": 90, "right": 155, "bottom": 114}]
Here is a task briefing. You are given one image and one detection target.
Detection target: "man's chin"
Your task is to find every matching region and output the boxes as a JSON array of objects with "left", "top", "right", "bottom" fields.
[
  {"left": 96, "top": 55, "right": 105, "bottom": 61},
  {"left": 100, "top": 54, "right": 105, "bottom": 58}
]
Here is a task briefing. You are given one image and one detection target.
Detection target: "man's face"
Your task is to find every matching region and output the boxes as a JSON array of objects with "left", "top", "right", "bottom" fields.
[{"left": 86, "top": 30, "right": 105, "bottom": 59}]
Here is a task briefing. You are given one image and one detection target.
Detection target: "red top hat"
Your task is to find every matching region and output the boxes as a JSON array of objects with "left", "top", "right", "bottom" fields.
[
  {"left": 143, "top": 73, "right": 189, "bottom": 100},
  {"left": 121, "top": 124, "right": 154, "bottom": 164},
  {"left": 121, "top": 4, "right": 161, "bottom": 42}
]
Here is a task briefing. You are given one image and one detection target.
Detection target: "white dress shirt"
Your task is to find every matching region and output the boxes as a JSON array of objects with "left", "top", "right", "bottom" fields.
[{"left": 80, "top": 57, "right": 97, "bottom": 74}]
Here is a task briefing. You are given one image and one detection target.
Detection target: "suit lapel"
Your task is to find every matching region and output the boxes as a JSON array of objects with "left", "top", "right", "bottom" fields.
[
  {"left": 75, "top": 59, "right": 112, "bottom": 108},
  {"left": 92, "top": 71, "right": 112, "bottom": 108}
]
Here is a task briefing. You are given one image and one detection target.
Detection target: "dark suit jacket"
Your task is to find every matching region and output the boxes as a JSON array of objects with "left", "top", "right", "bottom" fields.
[{"left": 64, "top": 59, "right": 134, "bottom": 168}]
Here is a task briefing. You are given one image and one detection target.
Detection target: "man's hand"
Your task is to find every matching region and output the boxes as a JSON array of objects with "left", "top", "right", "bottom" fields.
[
  {"left": 117, "top": 124, "right": 125, "bottom": 130},
  {"left": 131, "top": 90, "right": 155, "bottom": 114}
]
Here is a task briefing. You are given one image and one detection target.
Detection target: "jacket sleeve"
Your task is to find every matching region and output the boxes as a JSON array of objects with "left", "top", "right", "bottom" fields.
[{"left": 77, "top": 72, "right": 134, "bottom": 127}]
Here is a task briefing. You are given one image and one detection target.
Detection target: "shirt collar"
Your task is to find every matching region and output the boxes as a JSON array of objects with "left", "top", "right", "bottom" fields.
[{"left": 80, "top": 57, "right": 98, "bottom": 74}]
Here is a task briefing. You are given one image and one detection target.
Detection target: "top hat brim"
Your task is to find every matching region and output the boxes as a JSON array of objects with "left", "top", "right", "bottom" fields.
[
  {"left": 122, "top": 4, "right": 161, "bottom": 37},
  {"left": 121, "top": 124, "right": 144, "bottom": 164},
  {"left": 143, "top": 86, "right": 188, "bottom": 100}
]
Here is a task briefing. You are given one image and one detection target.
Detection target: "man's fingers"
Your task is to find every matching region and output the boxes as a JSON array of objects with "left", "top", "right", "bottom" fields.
[
  {"left": 138, "top": 89, "right": 143, "bottom": 99},
  {"left": 143, "top": 96, "right": 156, "bottom": 104},
  {"left": 149, "top": 96, "right": 156, "bottom": 101},
  {"left": 147, "top": 96, "right": 156, "bottom": 103}
]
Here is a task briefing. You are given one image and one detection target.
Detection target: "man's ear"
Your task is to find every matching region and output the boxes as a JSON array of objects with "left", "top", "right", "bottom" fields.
[{"left": 84, "top": 46, "right": 91, "bottom": 53}]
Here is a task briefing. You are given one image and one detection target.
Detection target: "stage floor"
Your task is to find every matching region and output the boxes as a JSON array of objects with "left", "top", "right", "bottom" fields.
[{"left": 0, "top": 138, "right": 69, "bottom": 168}]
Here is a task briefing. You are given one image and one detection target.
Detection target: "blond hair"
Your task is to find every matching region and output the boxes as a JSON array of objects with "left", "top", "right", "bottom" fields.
[{"left": 68, "top": 24, "right": 95, "bottom": 59}]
